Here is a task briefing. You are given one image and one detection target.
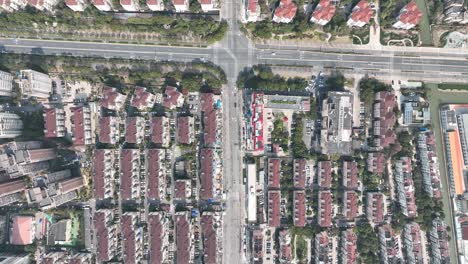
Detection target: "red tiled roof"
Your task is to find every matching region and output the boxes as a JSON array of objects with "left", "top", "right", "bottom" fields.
[
  {"left": 311, "top": 0, "right": 336, "bottom": 22},
  {"left": 71, "top": 106, "right": 85, "bottom": 146},
  {"left": 279, "top": 230, "right": 292, "bottom": 261},
  {"left": 121, "top": 214, "right": 136, "bottom": 264},
  {"left": 148, "top": 213, "right": 164, "bottom": 264},
  {"left": 94, "top": 211, "right": 110, "bottom": 262},
  {"left": 367, "top": 152, "right": 385, "bottom": 174},
  {"left": 201, "top": 93, "right": 217, "bottom": 146},
  {"left": 294, "top": 190, "right": 306, "bottom": 227},
  {"left": 201, "top": 214, "right": 217, "bottom": 264},
  {"left": 199, "top": 0, "right": 211, "bottom": 5},
  {"left": 177, "top": 116, "right": 192, "bottom": 144},
  {"left": 151, "top": 116, "right": 165, "bottom": 144},
  {"left": 60, "top": 177, "right": 84, "bottom": 193},
  {"left": 398, "top": 1, "right": 422, "bottom": 26},
  {"left": 100, "top": 87, "right": 124, "bottom": 110},
  {"left": 369, "top": 193, "right": 384, "bottom": 224},
  {"left": 120, "top": 0, "right": 132, "bottom": 6},
  {"left": 175, "top": 213, "right": 191, "bottom": 264},
  {"left": 147, "top": 149, "right": 163, "bottom": 200},
  {"left": 10, "top": 216, "right": 33, "bottom": 245},
  {"left": 93, "top": 149, "right": 107, "bottom": 199},
  {"left": 172, "top": 0, "right": 185, "bottom": 5},
  {"left": 65, "top": 0, "right": 78, "bottom": 5},
  {"left": 174, "top": 180, "right": 188, "bottom": 199},
  {"left": 343, "top": 161, "right": 358, "bottom": 189},
  {"left": 200, "top": 148, "right": 214, "bottom": 200},
  {"left": 28, "top": 148, "right": 56, "bottom": 162},
  {"left": 268, "top": 190, "right": 280, "bottom": 227},
  {"left": 0, "top": 179, "right": 26, "bottom": 197},
  {"left": 125, "top": 117, "right": 140, "bottom": 144},
  {"left": 44, "top": 108, "right": 58, "bottom": 138},
  {"left": 273, "top": 0, "right": 297, "bottom": 20},
  {"left": 131, "top": 87, "right": 154, "bottom": 110},
  {"left": 318, "top": 161, "right": 332, "bottom": 188},
  {"left": 28, "top": 0, "right": 44, "bottom": 7},
  {"left": 343, "top": 230, "right": 358, "bottom": 264},
  {"left": 268, "top": 158, "right": 281, "bottom": 189},
  {"left": 163, "top": 86, "right": 182, "bottom": 109},
  {"left": 99, "top": 116, "right": 118, "bottom": 144},
  {"left": 294, "top": 159, "right": 306, "bottom": 189},
  {"left": 120, "top": 149, "right": 137, "bottom": 200},
  {"left": 248, "top": 0, "right": 257, "bottom": 13},
  {"left": 319, "top": 191, "right": 332, "bottom": 227},
  {"left": 344, "top": 191, "right": 358, "bottom": 220},
  {"left": 350, "top": 0, "right": 373, "bottom": 24}
]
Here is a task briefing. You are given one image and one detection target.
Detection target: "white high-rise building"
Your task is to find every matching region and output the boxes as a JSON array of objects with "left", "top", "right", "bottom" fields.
[
  {"left": 18, "top": 70, "right": 52, "bottom": 99},
  {"left": 0, "top": 70, "right": 13, "bottom": 97},
  {"left": 0, "top": 113, "right": 23, "bottom": 138}
]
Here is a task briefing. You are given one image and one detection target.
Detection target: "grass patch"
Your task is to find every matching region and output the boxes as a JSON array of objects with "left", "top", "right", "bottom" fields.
[{"left": 438, "top": 83, "right": 468, "bottom": 91}]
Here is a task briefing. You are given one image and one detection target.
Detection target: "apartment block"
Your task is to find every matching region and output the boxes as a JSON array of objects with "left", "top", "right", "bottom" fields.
[
  {"left": 243, "top": 0, "right": 260, "bottom": 22},
  {"left": 121, "top": 212, "right": 143, "bottom": 264},
  {"left": 93, "top": 149, "right": 116, "bottom": 200},
  {"left": 71, "top": 106, "right": 94, "bottom": 145},
  {"left": 0, "top": 113, "right": 23, "bottom": 139},
  {"left": 341, "top": 230, "right": 357, "bottom": 264},
  {"left": 318, "top": 160, "right": 332, "bottom": 189},
  {"left": 151, "top": 115, "right": 170, "bottom": 147},
  {"left": 172, "top": 0, "right": 188, "bottom": 12},
  {"left": 343, "top": 190, "right": 358, "bottom": 221},
  {"left": 120, "top": 149, "right": 140, "bottom": 200},
  {"left": 392, "top": 1, "right": 422, "bottom": 30},
  {"left": 100, "top": 87, "right": 126, "bottom": 111},
  {"left": 94, "top": 209, "right": 118, "bottom": 263},
  {"left": 367, "top": 152, "right": 385, "bottom": 175},
  {"left": 429, "top": 219, "right": 450, "bottom": 263},
  {"left": 0, "top": 70, "right": 13, "bottom": 96},
  {"left": 268, "top": 158, "right": 281, "bottom": 189},
  {"left": 373, "top": 91, "right": 396, "bottom": 148},
  {"left": 99, "top": 116, "right": 121, "bottom": 144},
  {"left": 315, "top": 231, "right": 332, "bottom": 263},
  {"left": 200, "top": 148, "right": 222, "bottom": 200},
  {"left": 174, "top": 179, "right": 192, "bottom": 200},
  {"left": 293, "top": 190, "right": 306, "bottom": 227},
  {"left": 293, "top": 159, "right": 307, "bottom": 189},
  {"left": 272, "top": 0, "right": 297, "bottom": 23},
  {"left": 347, "top": 0, "right": 373, "bottom": 27},
  {"left": 125, "top": 116, "right": 145, "bottom": 144},
  {"left": 417, "top": 132, "right": 442, "bottom": 198},
  {"left": 92, "top": 0, "right": 113, "bottom": 10},
  {"left": 65, "top": 0, "right": 88, "bottom": 11},
  {"left": 18, "top": 70, "right": 52, "bottom": 99},
  {"left": 200, "top": 212, "right": 223, "bottom": 264},
  {"left": 148, "top": 212, "right": 170, "bottom": 264},
  {"left": 403, "top": 222, "right": 424, "bottom": 264},
  {"left": 268, "top": 190, "right": 280, "bottom": 227},
  {"left": 318, "top": 190, "right": 332, "bottom": 227},
  {"left": 43, "top": 108, "right": 66, "bottom": 138},
  {"left": 0, "top": 0, "right": 27, "bottom": 12},
  {"left": 366, "top": 192, "right": 386, "bottom": 225},
  {"left": 120, "top": 0, "right": 139, "bottom": 10},
  {"left": 177, "top": 116, "right": 194, "bottom": 145},
  {"left": 147, "top": 0, "right": 164, "bottom": 10},
  {"left": 310, "top": 0, "right": 336, "bottom": 25},
  {"left": 278, "top": 229, "right": 292, "bottom": 263},
  {"left": 131, "top": 86, "right": 156, "bottom": 110},
  {"left": 342, "top": 160, "right": 358, "bottom": 189},
  {"left": 146, "top": 149, "right": 166, "bottom": 200},
  {"left": 27, "top": 0, "right": 60, "bottom": 11},
  {"left": 175, "top": 212, "right": 193, "bottom": 264},
  {"left": 201, "top": 93, "right": 222, "bottom": 147},
  {"left": 395, "top": 157, "right": 417, "bottom": 217},
  {"left": 378, "top": 225, "right": 403, "bottom": 264}
]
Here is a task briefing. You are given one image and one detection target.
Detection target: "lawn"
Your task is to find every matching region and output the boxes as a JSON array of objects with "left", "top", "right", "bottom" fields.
[
  {"left": 414, "top": 0, "right": 433, "bottom": 46},
  {"left": 438, "top": 83, "right": 468, "bottom": 91}
]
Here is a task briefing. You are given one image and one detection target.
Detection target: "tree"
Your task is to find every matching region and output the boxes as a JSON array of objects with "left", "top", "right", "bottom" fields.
[{"left": 355, "top": 221, "right": 380, "bottom": 263}]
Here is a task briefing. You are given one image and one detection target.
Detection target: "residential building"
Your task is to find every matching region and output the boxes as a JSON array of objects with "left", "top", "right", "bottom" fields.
[
  {"left": 163, "top": 86, "right": 184, "bottom": 109},
  {"left": 402, "top": 101, "right": 430, "bottom": 126},
  {"left": 367, "top": 152, "right": 385, "bottom": 175},
  {"left": 0, "top": 113, "right": 23, "bottom": 139},
  {"left": 267, "top": 158, "right": 281, "bottom": 189},
  {"left": 278, "top": 229, "right": 292, "bottom": 263},
  {"left": 268, "top": 190, "right": 280, "bottom": 227},
  {"left": 94, "top": 210, "right": 118, "bottom": 263},
  {"left": 310, "top": 0, "right": 336, "bottom": 25},
  {"left": 175, "top": 212, "right": 193, "bottom": 264},
  {"left": 243, "top": 0, "right": 260, "bottom": 22},
  {"left": 318, "top": 191, "right": 332, "bottom": 227},
  {"left": 43, "top": 108, "right": 66, "bottom": 138},
  {"left": 92, "top": 0, "right": 113, "bottom": 10},
  {"left": 147, "top": 0, "right": 164, "bottom": 10},
  {"left": 378, "top": 225, "right": 403, "bottom": 264},
  {"left": 0, "top": 70, "right": 13, "bottom": 96},
  {"left": 68, "top": 253, "right": 93, "bottom": 263},
  {"left": 46, "top": 220, "right": 73, "bottom": 246},
  {"left": 200, "top": 148, "right": 221, "bottom": 200},
  {"left": 403, "top": 222, "right": 424, "bottom": 264},
  {"left": 93, "top": 149, "right": 116, "bottom": 200},
  {"left": 317, "top": 160, "right": 332, "bottom": 189},
  {"left": 0, "top": 0, "right": 27, "bottom": 12},
  {"left": 199, "top": 0, "right": 215, "bottom": 11},
  {"left": 272, "top": 0, "right": 297, "bottom": 23},
  {"left": 320, "top": 91, "right": 354, "bottom": 155},
  {"left": 200, "top": 212, "right": 223, "bottom": 264},
  {"left": 394, "top": 157, "right": 417, "bottom": 217},
  {"left": 252, "top": 228, "right": 264, "bottom": 261},
  {"left": 0, "top": 179, "right": 26, "bottom": 199},
  {"left": 417, "top": 132, "right": 442, "bottom": 198},
  {"left": 247, "top": 163, "right": 257, "bottom": 223},
  {"left": 27, "top": 0, "right": 59, "bottom": 11},
  {"left": 429, "top": 219, "right": 450, "bottom": 263},
  {"left": 293, "top": 190, "right": 306, "bottom": 227},
  {"left": 174, "top": 179, "right": 191, "bottom": 200},
  {"left": 121, "top": 213, "right": 143, "bottom": 264},
  {"left": 71, "top": 106, "right": 93, "bottom": 145},
  {"left": 315, "top": 231, "right": 332, "bottom": 263},
  {"left": 177, "top": 116, "right": 194, "bottom": 145},
  {"left": 247, "top": 92, "right": 264, "bottom": 153},
  {"left": 18, "top": 70, "right": 52, "bottom": 98},
  {"left": 172, "top": 0, "right": 188, "bottom": 11},
  {"left": 393, "top": 1, "right": 422, "bottom": 29},
  {"left": 100, "top": 87, "right": 126, "bottom": 111},
  {"left": 146, "top": 149, "right": 166, "bottom": 200},
  {"left": 65, "top": 0, "right": 87, "bottom": 11},
  {"left": 10, "top": 215, "right": 35, "bottom": 245},
  {"left": 366, "top": 192, "right": 386, "bottom": 225},
  {"left": 120, "top": 149, "right": 140, "bottom": 200},
  {"left": 201, "top": 93, "right": 221, "bottom": 147},
  {"left": 43, "top": 252, "right": 67, "bottom": 264},
  {"left": 373, "top": 91, "right": 396, "bottom": 148},
  {"left": 347, "top": 0, "right": 374, "bottom": 27},
  {"left": 343, "top": 160, "right": 359, "bottom": 189},
  {"left": 264, "top": 95, "right": 310, "bottom": 112},
  {"left": 99, "top": 116, "right": 121, "bottom": 144},
  {"left": 293, "top": 159, "right": 307, "bottom": 189},
  {"left": 148, "top": 212, "right": 170, "bottom": 264},
  {"left": 131, "top": 86, "right": 156, "bottom": 110},
  {"left": 343, "top": 191, "right": 358, "bottom": 221},
  {"left": 151, "top": 115, "right": 170, "bottom": 147},
  {"left": 125, "top": 116, "right": 145, "bottom": 144},
  {"left": 120, "top": 0, "right": 139, "bottom": 10},
  {"left": 341, "top": 230, "right": 357, "bottom": 264}
]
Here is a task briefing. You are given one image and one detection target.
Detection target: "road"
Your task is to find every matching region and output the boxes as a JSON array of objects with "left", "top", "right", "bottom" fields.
[{"left": 1, "top": 6, "right": 468, "bottom": 264}]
